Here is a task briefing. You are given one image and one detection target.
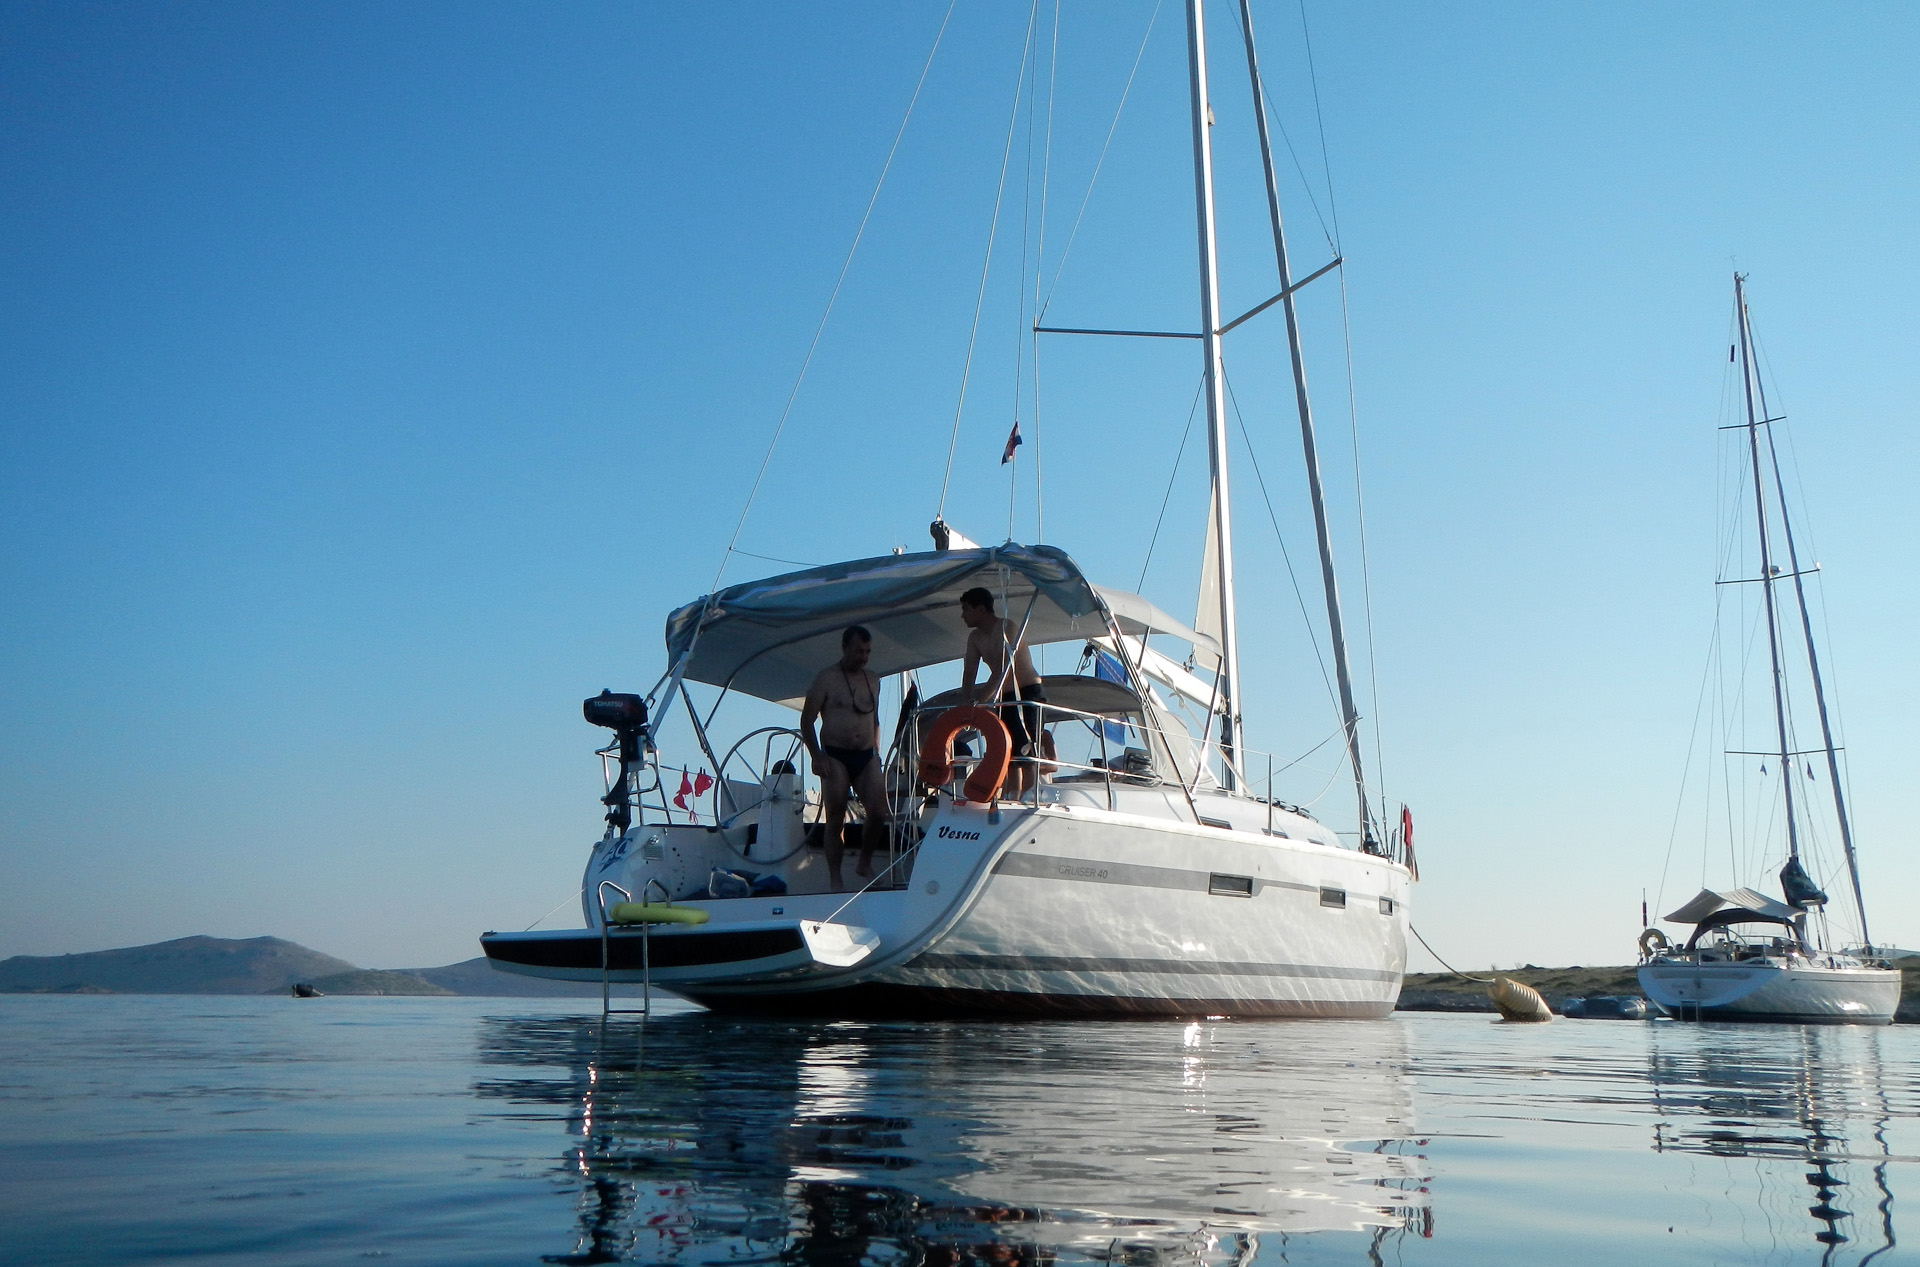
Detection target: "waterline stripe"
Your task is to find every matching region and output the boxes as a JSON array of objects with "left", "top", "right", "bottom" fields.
[{"left": 915, "top": 952, "right": 1399, "bottom": 983}]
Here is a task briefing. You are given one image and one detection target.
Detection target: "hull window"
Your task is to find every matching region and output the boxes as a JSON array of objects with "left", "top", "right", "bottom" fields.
[
  {"left": 1208, "top": 873, "right": 1254, "bottom": 898},
  {"left": 1378, "top": 896, "right": 1394, "bottom": 915},
  {"left": 1320, "top": 887, "right": 1348, "bottom": 909}
]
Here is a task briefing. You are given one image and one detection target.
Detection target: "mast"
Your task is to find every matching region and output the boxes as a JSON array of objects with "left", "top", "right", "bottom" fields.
[
  {"left": 1751, "top": 301, "right": 1873, "bottom": 948},
  {"left": 1185, "top": 0, "right": 1243, "bottom": 784},
  {"left": 1234, "top": 0, "right": 1376, "bottom": 847},
  {"left": 1734, "top": 273, "right": 1802, "bottom": 865}
]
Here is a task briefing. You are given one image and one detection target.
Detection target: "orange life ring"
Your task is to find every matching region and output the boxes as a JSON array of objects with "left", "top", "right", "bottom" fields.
[{"left": 917, "top": 705, "right": 1011, "bottom": 803}]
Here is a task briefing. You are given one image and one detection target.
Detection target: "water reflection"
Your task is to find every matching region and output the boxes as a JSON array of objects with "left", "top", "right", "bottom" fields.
[
  {"left": 1648, "top": 1024, "right": 1900, "bottom": 1263},
  {"left": 473, "top": 1013, "right": 1431, "bottom": 1265}
]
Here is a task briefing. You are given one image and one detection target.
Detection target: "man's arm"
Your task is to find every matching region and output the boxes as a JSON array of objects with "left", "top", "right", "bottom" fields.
[
  {"left": 960, "top": 636, "right": 981, "bottom": 704},
  {"left": 799, "top": 674, "right": 827, "bottom": 773}
]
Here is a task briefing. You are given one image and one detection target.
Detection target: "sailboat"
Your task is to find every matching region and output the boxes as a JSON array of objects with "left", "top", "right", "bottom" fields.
[
  {"left": 1637, "top": 274, "right": 1899, "bottom": 1025},
  {"left": 480, "top": 0, "right": 1415, "bottom": 1017}
]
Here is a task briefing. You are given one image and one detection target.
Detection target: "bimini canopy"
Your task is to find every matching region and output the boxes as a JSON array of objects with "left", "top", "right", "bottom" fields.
[
  {"left": 1663, "top": 888, "right": 1800, "bottom": 926},
  {"left": 664, "top": 544, "right": 1218, "bottom": 708}
]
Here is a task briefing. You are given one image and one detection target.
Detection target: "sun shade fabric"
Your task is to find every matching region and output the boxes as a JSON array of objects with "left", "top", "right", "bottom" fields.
[
  {"left": 1090, "top": 586, "right": 1221, "bottom": 663},
  {"left": 667, "top": 545, "right": 1148, "bottom": 707},
  {"left": 1664, "top": 887, "right": 1800, "bottom": 925}
]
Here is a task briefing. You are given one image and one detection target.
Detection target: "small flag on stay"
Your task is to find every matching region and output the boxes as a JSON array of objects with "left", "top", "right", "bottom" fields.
[{"left": 1001, "top": 421, "right": 1023, "bottom": 464}]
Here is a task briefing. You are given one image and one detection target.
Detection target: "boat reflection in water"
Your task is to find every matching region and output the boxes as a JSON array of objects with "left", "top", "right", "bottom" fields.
[
  {"left": 1648, "top": 1023, "right": 1899, "bottom": 1261},
  {"left": 473, "top": 1010, "right": 1430, "bottom": 1264}
]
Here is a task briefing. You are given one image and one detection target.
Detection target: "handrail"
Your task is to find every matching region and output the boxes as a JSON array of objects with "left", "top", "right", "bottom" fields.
[
  {"left": 594, "top": 881, "right": 655, "bottom": 1019},
  {"left": 894, "top": 697, "right": 1406, "bottom": 862}
]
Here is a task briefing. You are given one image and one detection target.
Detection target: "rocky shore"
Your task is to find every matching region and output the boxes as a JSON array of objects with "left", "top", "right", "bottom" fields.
[{"left": 1397, "top": 961, "right": 1920, "bottom": 1022}]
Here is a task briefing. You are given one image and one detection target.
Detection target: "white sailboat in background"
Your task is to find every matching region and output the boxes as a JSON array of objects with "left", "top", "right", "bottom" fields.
[
  {"left": 1638, "top": 274, "right": 1899, "bottom": 1025},
  {"left": 481, "top": 0, "right": 1415, "bottom": 1017}
]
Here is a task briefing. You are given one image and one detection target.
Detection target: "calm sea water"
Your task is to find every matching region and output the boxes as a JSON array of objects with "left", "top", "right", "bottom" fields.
[{"left": 1, "top": 996, "right": 1915, "bottom": 1265}]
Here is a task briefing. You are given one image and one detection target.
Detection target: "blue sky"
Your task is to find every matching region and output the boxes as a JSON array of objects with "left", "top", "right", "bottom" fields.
[{"left": 3, "top": 2, "right": 1916, "bottom": 971}]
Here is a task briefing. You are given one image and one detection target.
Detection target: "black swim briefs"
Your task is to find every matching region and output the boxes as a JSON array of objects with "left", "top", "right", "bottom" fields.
[
  {"left": 821, "top": 745, "right": 877, "bottom": 781},
  {"left": 999, "top": 683, "right": 1048, "bottom": 756}
]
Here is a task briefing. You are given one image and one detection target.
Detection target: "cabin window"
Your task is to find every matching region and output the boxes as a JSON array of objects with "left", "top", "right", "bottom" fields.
[
  {"left": 1198, "top": 816, "right": 1233, "bottom": 831},
  {"left": 1319, "top": 887, "right": 1347, "bottom": 909},
  {"left": 1379, "top": 896, "right": 1394, "bottom": 915},
  {"left": 1208, "top": 873, "right": 1254, "bottom": 898}
]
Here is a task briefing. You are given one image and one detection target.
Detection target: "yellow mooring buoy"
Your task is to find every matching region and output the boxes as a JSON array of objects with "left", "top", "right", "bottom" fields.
[{"left": 1487, "top": 976, "right": 1553, "bottom": 1022}]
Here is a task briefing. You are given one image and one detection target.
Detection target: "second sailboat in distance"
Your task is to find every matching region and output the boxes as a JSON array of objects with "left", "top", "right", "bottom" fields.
[{"left": 1638, "top": 274, "right": 1899, "bottom": 1025}]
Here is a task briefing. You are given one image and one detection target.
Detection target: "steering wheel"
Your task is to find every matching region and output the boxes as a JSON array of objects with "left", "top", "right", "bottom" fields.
[{"left": 711, "top": 726, "right": 812, "bottom": 863}]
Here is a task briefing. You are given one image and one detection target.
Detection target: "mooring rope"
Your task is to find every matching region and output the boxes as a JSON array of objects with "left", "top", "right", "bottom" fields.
[{"left": 1410, "top": 925, "right": 1492, "bottom": 984}]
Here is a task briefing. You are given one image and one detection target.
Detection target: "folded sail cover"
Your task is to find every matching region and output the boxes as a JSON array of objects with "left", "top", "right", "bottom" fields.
[
  {"left": 664, "top": 544, "right": 1219, "bottom": 707},
  {"left": 1663, "top": 887, "right": 1801, "bottom": 926}
]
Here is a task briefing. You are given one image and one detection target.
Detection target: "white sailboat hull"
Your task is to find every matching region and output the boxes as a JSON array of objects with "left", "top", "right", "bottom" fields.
[
  {"left": 487, "top": 797, "right": 1410, "bottom": 1018},
  {"left": 1638, "top": 957, "right": 1898, "bottom": 1025}
]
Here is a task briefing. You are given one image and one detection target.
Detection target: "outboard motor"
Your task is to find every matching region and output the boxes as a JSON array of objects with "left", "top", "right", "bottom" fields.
[{"left": 583, "top": 690, "right": 648, "bottom": 836}]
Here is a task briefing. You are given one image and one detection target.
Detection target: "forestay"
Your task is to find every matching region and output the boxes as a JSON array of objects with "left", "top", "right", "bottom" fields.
[{"left": 664, "top": 544, "right": 1218, "bottom": 708}]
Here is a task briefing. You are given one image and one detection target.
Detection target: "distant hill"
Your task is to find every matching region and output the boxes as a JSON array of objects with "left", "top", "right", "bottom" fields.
[
  {"left": 1, "top": 936, "right": 618, "bottom": 997},
  {"left": 0, "top": 936, "right": 358, "bottom": 995},
  {"left": 406, "top": 957, "right": 605, "bottom": 997}
]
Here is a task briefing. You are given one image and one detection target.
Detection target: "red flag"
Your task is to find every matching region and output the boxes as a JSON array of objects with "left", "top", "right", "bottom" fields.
[{"left": 1000, "top": 421, "right": 1023, "bottom": 464}]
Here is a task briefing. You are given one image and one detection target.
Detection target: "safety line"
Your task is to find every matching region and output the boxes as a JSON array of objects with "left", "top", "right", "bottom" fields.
[
  {"left": 938, "top": 0, "right": 1042, "bottom": 518},
  {"left": 711, "top": 1, "right": 956, "bottom": 590}
]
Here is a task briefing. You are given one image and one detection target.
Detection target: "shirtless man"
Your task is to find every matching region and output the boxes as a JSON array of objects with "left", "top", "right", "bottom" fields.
[
  {"left": 800, "top": 626, "right": 890, "bottom": 890},
  {"left": 959, "top": 586, "right": 1048, "bottom": 796}
]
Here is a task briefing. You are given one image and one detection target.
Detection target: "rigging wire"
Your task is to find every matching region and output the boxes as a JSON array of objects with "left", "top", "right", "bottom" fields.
[
  {"left": 1655, "top": 619, "right": 1724, "bottom": 920},
  {"left": 1271, "top": 723, "right": 1347, "bottom": 777},
  {"left": 1297, "top": 0, "right": 1342, "bottom": 247},
  {"left": 1331, "top": 266, "right": 1387, "bottom": 822},
  {"left": 1223, "top": 374, "right": 1340, "bottom": 721},
  {"left": 1294, "top": 0, "right": 1391, "bottom": 831},
  {"left": 728, "top": 547, "right": 819, "bottom": 569},
  {"left": 1008, "top": 0, "right": 1044, "bottom": 542},
  {"left": 1036, "top": 0, "right": 1164, "bottom": 319},
  {"left": 1136, "top": 375, "right": 1207, "bottom": 590},
  {"left": 938, "top": 0, "right": 1043, "bottom": 519},
  {"left": 710, "top": 1, "right": 956, "bottom": 589},
  {"left": 1032, "top": 0, "right": 1061, "bottom": 543},
  {"left": 1755, "top": 326, "right": 1866, "bottom": 941},
  {"left": 1243, "top": 9, "right": 1336, "bottom": 253}
]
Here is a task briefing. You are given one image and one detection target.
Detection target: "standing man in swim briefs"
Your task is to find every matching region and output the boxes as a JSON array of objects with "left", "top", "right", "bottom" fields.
[
  {"left": 959, "top": 586, "right": 1047, "bottom": 797},
  {"left": 800, "top": 626, "right": 891, "bottom": 891}
]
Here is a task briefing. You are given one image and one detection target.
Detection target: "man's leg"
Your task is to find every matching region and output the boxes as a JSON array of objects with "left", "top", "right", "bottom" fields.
[
  {"left": 821, "top": 760, "right": 850, "bottom": 889},
  {"left": 850, "top": 757, "right": 890, "bottom": 880},
  {"left": 1000, "top": 703, "right": 1030, "bottom": 798},
  {"left": 1017, "top": 696, "right": 1044, "bottom": 800}
]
